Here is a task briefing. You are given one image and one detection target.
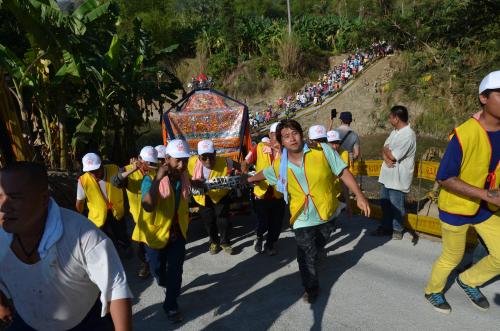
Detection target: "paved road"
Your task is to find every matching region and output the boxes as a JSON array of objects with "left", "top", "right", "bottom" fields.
[{"left": 127, "top": 213, "right": 500, "bottom": 330}]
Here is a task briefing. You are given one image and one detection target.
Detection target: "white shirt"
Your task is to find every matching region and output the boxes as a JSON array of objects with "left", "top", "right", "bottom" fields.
[
  {"left": 378, "top": 124, "right": 417, "bottom": 193},
  {"left": 0, "top": 200, "right": 132, "bottom": 331},
  {"left": 76, "top": 170, "right": 107, "bottom": 200}
]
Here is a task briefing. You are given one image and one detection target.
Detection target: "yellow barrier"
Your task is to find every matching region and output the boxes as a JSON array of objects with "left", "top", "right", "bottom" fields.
[
  {"left": 349, "top": 159, "right": 477, "bottom": 245},
  {"left": 349, "top": 159, "right": 441, "bottom": 181}
]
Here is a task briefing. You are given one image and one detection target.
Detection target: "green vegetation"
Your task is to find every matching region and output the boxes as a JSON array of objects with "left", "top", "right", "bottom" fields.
[
  {"left": 1, "top": 0, "right": 498, "bottom": 168},
  {"left": 0, "top": 0, "right": 181, "bottom": 168},
  {"left": 378, "top": 0, "right": 500, "bottom": 136}
]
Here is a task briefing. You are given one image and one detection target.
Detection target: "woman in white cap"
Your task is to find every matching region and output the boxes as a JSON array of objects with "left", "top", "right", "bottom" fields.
[
  {"left": 187, "top": 139, "right": 241, "bottom": 255},
  {"left": 308, "top": 125, "right": 328, "bottom": 143},
  {"left": 111, "top": 146, "right": 161, "bottom": 279},
  {"left": 76, "top": 153, "right": 130, "bottom": 251},
  {"left": 141, "top": 139, "right": 192, "bottom": 324},
  {"left": 243, "top": 122, "right": 285, "bottom": 256},
  {"left": 424, "top": 71, "right": 500, "bottom": 314}
]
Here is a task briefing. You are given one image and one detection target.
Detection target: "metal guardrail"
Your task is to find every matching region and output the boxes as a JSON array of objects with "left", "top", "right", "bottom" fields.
[{"left": 349, "top": 159, "right": 477, "bottom": 244}]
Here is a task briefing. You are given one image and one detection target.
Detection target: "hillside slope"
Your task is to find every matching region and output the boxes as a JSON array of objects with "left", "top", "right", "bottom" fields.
[{"left": 298, "top": 55, "right": 400, "bottom": 136}]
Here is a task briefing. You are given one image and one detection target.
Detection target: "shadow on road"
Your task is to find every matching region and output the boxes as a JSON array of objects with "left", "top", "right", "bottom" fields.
[
  {"left": 196, "top": 215, "right": 391, "bottom": 330},
  {"left": 309, "top": 216, "right": 391, "bottom": 331}
]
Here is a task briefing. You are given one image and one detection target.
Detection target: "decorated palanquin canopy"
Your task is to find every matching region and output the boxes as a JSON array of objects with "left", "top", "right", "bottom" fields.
[{"left": 162, "top": 89, "right": 252, "bottom": 161}]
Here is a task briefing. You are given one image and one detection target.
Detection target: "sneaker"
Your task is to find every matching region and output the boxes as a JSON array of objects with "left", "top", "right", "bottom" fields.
[
  {"left": 392, "top": 231, "right": 403, "bottom": 240},
  {"left": 166, "top": 310, "right": 183, "bottom": 324},
  {"left": 209, "top": 243, "right": 220, "bottom": 255},
  {"left": 370, "top": 226, "right": 392, "bottom": 237},
  {"left": 220, "top": 244, "right": 234, "bottom": 255},
  {"left": 137, "top": 262, "right": 150, "bottom": 279},
  {"left": 425, "top": 293, "right": 451, "bottom": 314},
  {"left": 254, "top": 238, "right": 263, "bottom": 253},
  {"left": 456, "top": 276, "right": 490, "bottom": 311}
]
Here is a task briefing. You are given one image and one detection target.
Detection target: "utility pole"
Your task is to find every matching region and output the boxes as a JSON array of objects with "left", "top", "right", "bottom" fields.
[{"left": 287, "top": 0, "right": 292, "bottom": 36}]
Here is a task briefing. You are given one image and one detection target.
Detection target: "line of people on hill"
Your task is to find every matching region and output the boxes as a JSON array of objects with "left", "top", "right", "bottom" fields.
[
  {"left": 250, "top": 42, "right": 395, "bottom": 129},
  {"left": 0, "top": 70, "right": 499, "bottom": 330}
]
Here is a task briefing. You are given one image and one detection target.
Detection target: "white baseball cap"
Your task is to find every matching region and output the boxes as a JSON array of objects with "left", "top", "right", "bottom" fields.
[
  {"left": 197, "top": 139, "right": 215, "bottom": 155},
  {"left": 140, "top": 146, "right": 158, "bottom": 163},
  {"left": 155, "top": 145, "right": 166, "bottom": 159},
  {"left": 269, "top": 122, "right": 279, "bottom": 133},
  {"left": 327, "top": 130, "right": 341, "bottom": 142},
  {"left": 261, "top": 137, "right": 270, "bottom": 143},
  {"left": 165, "top": 139, "right": 191, "bottom": 159},
  {"left": 82, "top": 153, "right": 101, "bottom": 172},
  {"left": 479, "top": 71, "right": 500, "bottom": 94},
  {"left": 308, "top": 125, "right": 327, "bottom": 140}
]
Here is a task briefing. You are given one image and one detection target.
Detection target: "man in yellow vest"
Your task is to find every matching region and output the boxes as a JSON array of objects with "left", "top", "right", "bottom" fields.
[
  {"left": 111, "top": 146, "right": 161, "bottom": 278},
  {"left": 247, "top": 119, "right": 370, "bottom": 303},
  {"left": 424, "top": 71, "right": 500, "bottom": 314},
  {"left": 188, "top": 139, "right": 239, "bottom": 255},
  {"left": 141, "top": 139, "right": 192, "bottom": 324},
  {"left": 244, "top": 122, "right": 285, "bottom": 255},
  {"left": 76, "top": 153, "right": 130, "bottom": 251}
]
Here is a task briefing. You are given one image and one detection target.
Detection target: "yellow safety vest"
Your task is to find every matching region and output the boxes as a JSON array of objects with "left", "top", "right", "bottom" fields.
[
  {"left": 334, "top": 149, "right": 349, "bottom": 198},
  {"left": 254, "top": 142, "right": 283, "bottom": 199},
  {"left": 132, "top": 175, "right": 190, "bottom": 249},
  {"left": 438, "top": 118, "right": 500, "bottom": 215},
  {"left": 79, "top": 164, "right": 125, "bottom": 228},
  {"left": 187, "top": 155, "right": 231, "bottom": 206},
  {"left": 273, "top": 145, "right": 340, "bottom": 225},
  {"left": 124, "top": 165, "right": 146, "bottom": 223}
]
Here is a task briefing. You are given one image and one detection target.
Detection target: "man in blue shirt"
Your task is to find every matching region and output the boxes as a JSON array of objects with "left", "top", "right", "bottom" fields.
[{"left": 424, "top": 71, "right": 500, "bottom": 314}]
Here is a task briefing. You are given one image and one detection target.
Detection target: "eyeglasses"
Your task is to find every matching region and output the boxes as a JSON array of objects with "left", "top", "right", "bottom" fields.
[{"left": 200, "top": 154, "right": 215, "bottom": 161}]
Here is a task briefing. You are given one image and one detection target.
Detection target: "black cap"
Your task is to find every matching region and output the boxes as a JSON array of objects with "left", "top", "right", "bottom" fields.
[{"left": 339, "top": 111, "right": 352, "bottom": 122}]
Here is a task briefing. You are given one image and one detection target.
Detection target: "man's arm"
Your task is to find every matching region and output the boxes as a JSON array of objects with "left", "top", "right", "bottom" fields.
[
  {"left": 142, "top": 178, "right": 161, "bottom": 213},
  {"left": 438, "top": 177, "right": 500, "bottom": 207},
  {"left": 382, "top": 146, "right": 396, "bottom": 168},
  {"left": 109, "top": 298, "right": 132, "bottom": 331},
  {"left": 75, "top": 180, "right": 86, "bottom": 213},
  {"left": 0, "top": 290, "right": 13, "bottom": 324},
  {"left": 352, "top": 144, "right": 361, "bottom": 160},
  {"left": 383, "top": 145, "right": 396, "bottom": 162},
  {"left": 142, "top": 164, "right": 169, "bottom": 212},
  {"left": 111, "top": 160, "right": 142, "bottom": 188},
  {"left": 247, "top": 170, "right": 266, "bottom": 183},
  {"left": 75, "top": 199, "right": 85, "bottom": 213}
]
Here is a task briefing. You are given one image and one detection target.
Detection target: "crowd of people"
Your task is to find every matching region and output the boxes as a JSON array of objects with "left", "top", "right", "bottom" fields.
[
  {"left": 249, "top": 41, "right": 393, "bottom": 129},
  {"left": 0, "top": 70, "right": 499, "bottom": 330}
]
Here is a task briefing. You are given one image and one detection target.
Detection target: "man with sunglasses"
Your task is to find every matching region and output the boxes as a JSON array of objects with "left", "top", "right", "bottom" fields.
[
  {"left": 76, "top": 153, "right": 130, "bottom": 252},
  {"left": 188, "top": 140, "right": 240, "bottom": 255}
]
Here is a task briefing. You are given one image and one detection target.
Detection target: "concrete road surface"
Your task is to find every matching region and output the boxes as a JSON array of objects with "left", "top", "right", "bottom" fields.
[{"left": 126, "top": 212, "right": 500, "bottom": 330}]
